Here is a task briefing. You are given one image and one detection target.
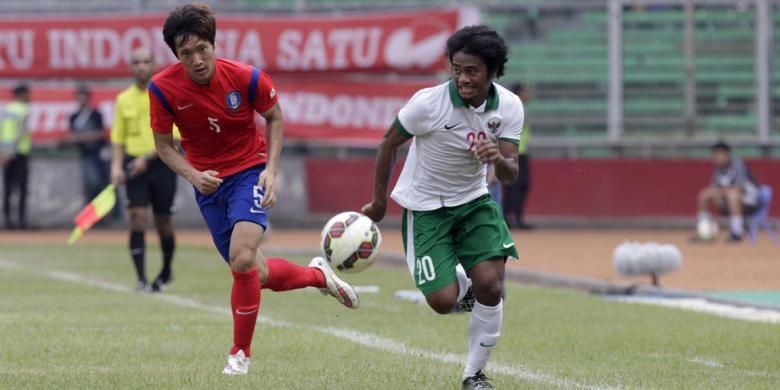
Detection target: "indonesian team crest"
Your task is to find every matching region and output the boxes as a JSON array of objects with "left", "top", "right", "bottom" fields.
[
  {"left": 487, "top": 119, "right": 501, "bottom": 134},
  {"left": 225, "top": 91, "right": 241, "bottom": 112}
]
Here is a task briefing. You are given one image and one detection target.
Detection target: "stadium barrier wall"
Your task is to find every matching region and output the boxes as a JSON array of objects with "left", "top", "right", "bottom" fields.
[
  {"left": 1, "top": 157, "right": 307, "bottom": 229},
  {"left": 305, "top": 158, "right": 780, "bottom": 218},
  {"left": 5, "top": 157, "right": 778, "bottom": 229}
]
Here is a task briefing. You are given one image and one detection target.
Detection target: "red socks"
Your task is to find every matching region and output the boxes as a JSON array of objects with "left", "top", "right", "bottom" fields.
[
  {"left": 230, "top": 267, "right": 261, "bottom": 357},
  {"left": 228, "top": 259, "right": 325, "bottom": 357},
  {"left": 263, "top": 258, "right": 326, "bottom": 291}
]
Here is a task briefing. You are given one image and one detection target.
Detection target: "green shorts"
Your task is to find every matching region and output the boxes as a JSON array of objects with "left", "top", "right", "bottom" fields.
[{"left": 401, "top": 195, "right": 518, "bottom": 296}]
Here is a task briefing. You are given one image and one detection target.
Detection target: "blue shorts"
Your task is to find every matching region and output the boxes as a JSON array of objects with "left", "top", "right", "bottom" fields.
[{"left": 195, "top": 165, "right": 268, "bottom": 262}]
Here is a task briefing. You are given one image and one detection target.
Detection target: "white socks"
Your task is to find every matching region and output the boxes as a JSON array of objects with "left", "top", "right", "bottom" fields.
[
  {"left": 456, "top": 264, "right": 471, "bottom": 302},
  {"left": 701, "top": 211, "right": 744, "bottom": 237},
  {"left": 463, "top": 299, "right": 503, "bottom": 379},
  {"left": 730, "top": 215, "right": 744, "bottom": 236}
]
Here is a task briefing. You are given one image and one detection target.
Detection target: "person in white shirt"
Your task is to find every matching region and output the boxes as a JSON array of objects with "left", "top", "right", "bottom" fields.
[{"left": 362, "top": 25, "right": 522, "bottom": 390}]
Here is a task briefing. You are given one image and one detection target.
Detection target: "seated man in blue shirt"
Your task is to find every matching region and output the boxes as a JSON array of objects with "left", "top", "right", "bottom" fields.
[{"left": 697, "top": 142, "right": 762, "bottom": 242}]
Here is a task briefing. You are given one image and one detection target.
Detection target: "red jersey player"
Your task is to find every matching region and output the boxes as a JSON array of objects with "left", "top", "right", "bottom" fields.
[{"left": 149, "top": 4, "right": 358, "bottom": 375}]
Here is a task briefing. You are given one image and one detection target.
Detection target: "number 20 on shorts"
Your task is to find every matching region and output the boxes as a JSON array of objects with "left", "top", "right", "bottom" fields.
[{"left": 416, "top": 255, "right": 436, "bottom": 285}]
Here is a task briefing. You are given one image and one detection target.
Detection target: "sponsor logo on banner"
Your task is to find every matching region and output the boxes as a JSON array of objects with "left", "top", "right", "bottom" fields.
[
  {"left": 384, "top": 21, "right": 452, "bottom": 69},
  {"left": 0, "top": 9, "right": 464, "bottom": 77}
]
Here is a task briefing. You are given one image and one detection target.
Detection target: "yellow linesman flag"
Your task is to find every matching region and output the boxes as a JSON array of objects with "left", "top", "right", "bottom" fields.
[{"left": 68, "top": 184, "right": 116, "bottom": 245}]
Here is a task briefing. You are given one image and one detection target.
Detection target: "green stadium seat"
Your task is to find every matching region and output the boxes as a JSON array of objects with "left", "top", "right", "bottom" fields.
[{"left": 485, "top": 5, "right": 763, "bottom": 143}]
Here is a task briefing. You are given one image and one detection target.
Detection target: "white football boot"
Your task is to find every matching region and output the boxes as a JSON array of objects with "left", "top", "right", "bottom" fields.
[
  {"left": 308, "top": 257, "right": 359, "bottom": 309},
  {"left": 222, "top": 350, "right": 249, "bottom": 375}
]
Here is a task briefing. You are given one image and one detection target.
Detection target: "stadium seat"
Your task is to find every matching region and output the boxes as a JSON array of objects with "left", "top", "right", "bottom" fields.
[
  {"left": 483, "top": 5, "right": 769, "bottom": 142},
  {"left": 748, "top": 185, "right": 779, "bottom": 243}
]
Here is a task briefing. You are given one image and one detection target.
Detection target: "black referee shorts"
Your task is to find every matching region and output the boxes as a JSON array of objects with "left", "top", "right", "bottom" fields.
[{"left": 124, "top": 156, "right": 177, "bottom": 215}]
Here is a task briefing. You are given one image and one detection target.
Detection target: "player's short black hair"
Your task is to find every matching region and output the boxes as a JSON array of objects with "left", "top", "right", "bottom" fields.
[
  {"left": 163, "top": 3, "right": 216, "bottom": 58},
  {"left": 12, "top": 83, "right": 29, "bottom": 97},
  {"left": 711, "top": 141, "right": 731, "bottom": 152},
  {"left": 446, "top": 25, "right": 508, "bottom": 79}
]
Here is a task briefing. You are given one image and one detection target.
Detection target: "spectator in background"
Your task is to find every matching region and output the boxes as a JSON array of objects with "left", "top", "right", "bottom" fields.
[
  {"left": 1, "top": 83, "right": 31, "bottom": 230},
  {"left": 111, "top": 47, "right": 178, "bottom": 292},
  {"left": 503, "top": 82, "right": 533, "bottom": 230},
  {"left": 697, "top": 141, "right": 762, "bottom": 242},
  {"left": 67, "top": 84, "right": 111, "bottom": 206}
]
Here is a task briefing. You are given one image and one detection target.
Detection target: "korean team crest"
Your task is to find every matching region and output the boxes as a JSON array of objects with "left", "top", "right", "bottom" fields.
[
  {"left": 487, "top": 119, "right": 501, "bottom": 134},
  {"left": 225, "top": 91, "right": 241, "bottom": 112}
]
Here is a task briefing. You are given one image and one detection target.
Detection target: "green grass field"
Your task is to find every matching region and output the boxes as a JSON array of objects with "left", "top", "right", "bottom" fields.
[{"left": 0, "top": 243, "right": 778, "bottom": 389}]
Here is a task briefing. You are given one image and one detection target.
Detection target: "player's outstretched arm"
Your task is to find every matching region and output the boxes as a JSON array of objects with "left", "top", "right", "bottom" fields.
[
  {"left": 153, "top": 131, "right": 222, "bottom": 194},
  {"left": 361, "top": 123, "right": 410, "bottom": 222}
]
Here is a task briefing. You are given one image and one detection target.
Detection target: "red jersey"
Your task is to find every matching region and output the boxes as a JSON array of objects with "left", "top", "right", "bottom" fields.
[{"left": 149, "top": 58, "right": 278, "bottom": 178}]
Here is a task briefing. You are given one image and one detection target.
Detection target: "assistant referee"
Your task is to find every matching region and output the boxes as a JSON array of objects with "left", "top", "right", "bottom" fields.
[{"left": 110, "top": 47, "right": 179, "bottom": 292}]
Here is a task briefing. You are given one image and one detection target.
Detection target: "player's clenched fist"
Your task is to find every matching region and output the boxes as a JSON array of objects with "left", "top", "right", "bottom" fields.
[
  {"left": 361, "top": 199, "right": 387, "bottom": 222},
  {"left": 474, "top": 139, "right": 502, "bottom": 164},
  {"left": 110, "top": 166, "right": 126, "bottom": 186},
  {"left": 191, "top": 170, "right": 223, "bottom": 194},
  {"left": 257, "top": 170, "right": 277, "bottom": 209}
]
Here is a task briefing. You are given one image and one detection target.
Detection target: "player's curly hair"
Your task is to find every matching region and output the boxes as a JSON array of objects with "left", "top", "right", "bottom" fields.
[
  {"left": 163, "top": 3, "right": 216, "bottom": 58},
  {"left": 446, "top": 25, "right": 508, "bottom": 79}
]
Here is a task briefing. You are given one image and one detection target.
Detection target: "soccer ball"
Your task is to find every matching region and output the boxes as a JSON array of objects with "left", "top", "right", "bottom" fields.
[
  {"left": 320, "top": 211, "right": 382, "bottom": 273},
  {"left": 696, "top": 218, "right": 719, "bottom": 241}
]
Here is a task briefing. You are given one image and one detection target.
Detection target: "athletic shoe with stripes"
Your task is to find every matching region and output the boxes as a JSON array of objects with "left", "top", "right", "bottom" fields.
[
  {"left": 222, "top": 349, "right": 249, "bottom": 375},
  {"left": 462, "top": 370, "right": 493, "bottom": 389},
  {"left": 309, "top": 257, "right": 359, "bottom": 309},
  {"left": 454, "top": 285, "right": 475, "bottom": 313}
]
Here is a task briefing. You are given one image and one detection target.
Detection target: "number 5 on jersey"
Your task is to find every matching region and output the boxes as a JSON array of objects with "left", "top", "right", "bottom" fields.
[{"left": 208, "top": 117, "right": 221, "bottom": 133}]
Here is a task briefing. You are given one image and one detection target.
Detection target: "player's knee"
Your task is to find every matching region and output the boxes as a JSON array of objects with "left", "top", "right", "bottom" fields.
[
  {"left": 725, "top": 188, "right": 741, "bottom": 202},
  {"left": 129, "top": 217, "right": 146, "bottom": 231},
  {"left": 229, "top": 248, "right": 256, "bottom": 273},
  {"left": 474, "top": 281, "right": 504, "bottom": 304},
  {"left": 154, "top": 216, "right": 174, "bottom": 236},
  {"left": 699, "top": 187, "right": 719, "bottom": 203},
  {"left": 426, "top": 295, "right": 457, "bottom": 315},
  {"left": 428, "top": 301, "right": 455, "bottom": 315}
]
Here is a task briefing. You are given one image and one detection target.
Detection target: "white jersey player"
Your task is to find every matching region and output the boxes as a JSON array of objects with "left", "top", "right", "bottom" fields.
[{"left": 362, "top": 25, "right": 523, "bottom": 390}]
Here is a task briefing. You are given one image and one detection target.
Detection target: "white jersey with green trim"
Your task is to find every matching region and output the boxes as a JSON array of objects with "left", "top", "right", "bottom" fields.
[{"left": 391, "top": 80, "right": 524, "bottom": 211}]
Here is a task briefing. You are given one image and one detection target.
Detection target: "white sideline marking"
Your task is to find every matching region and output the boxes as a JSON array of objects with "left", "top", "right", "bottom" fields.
[
  {"left": 647, "top": 353, "right": 725, "bottom": 369},
  {"left": 688, "top": 357, "right": 724, "bottom": 368},
  {"left": 0, "top": 261, "right": 20, "bottom": 270},
  {"left": 0, "top": 259, "right": 612, "bottom": 390},
  {"left": 322, "top": 326, "right": 611, "bottom": 389},
  {"left": 647, "top": 352, "right": 776, "bottom": 378},
  {"left": 610, "top": 296, "right": 780, "bottom": 324},
  {"left": 352, "top": 285, "right": 380, "bottom": 294}
]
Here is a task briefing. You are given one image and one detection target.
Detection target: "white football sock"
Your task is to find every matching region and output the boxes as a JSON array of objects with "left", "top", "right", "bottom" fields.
[
  {"left": 463, "top": 299, "right": 503, "bottom": 379},
  {"left": 456, "top": 264, "right": 471, "bottom": 302},
  {"left": 730, "top": 215, "right": 744, "bottom": 236}
]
